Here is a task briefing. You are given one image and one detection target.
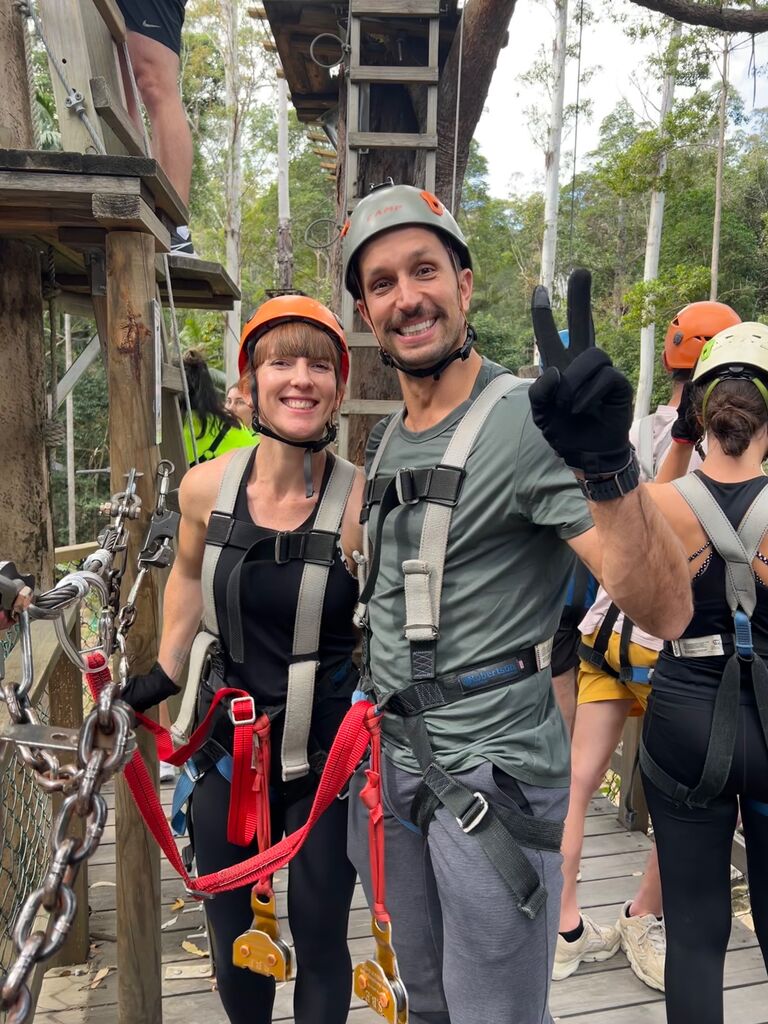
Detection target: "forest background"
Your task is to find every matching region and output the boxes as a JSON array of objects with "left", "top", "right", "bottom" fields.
[{"left": 40, "top": 0, "right": 768, "bottom": 543}]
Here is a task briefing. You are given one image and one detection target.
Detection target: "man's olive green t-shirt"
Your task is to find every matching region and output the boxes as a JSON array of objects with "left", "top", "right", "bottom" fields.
[{"left": 365, "top": 359, "right": 593, "bottom": 787}]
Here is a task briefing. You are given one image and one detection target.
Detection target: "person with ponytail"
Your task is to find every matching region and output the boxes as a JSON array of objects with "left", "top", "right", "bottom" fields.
[
  {"left": 120, "top": 296, "right": 365, "bottom": 1024},
  {"left": 182, "top": 348, "right": 256, "bottom": 466},
  {"left": 640, "top": 322, "right": 768, "bottom": 1023}
]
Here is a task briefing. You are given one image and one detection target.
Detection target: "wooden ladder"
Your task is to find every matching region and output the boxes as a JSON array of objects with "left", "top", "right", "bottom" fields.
[{"left": 338, "top": 0, "right": 441, "bottom": 458}]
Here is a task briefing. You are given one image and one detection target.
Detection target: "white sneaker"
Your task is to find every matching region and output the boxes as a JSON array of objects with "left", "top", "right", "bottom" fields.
[
  {"left": 617, "top": 901, "right": 666, "bottom": 992},
  {"left": 553, "top": 913, "right": 621, "bottom": 980},
  {"left": 159, "top": 760, "right": 176, "bottom": 785}
]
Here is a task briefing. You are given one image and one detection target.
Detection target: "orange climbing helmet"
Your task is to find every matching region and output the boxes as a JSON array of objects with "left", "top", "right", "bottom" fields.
[
  {"left": 238, "top": 294, "right": 350, "bottom": 384},
  {"left": 663, "top": 301, "right": 742, "bottom": 371}
]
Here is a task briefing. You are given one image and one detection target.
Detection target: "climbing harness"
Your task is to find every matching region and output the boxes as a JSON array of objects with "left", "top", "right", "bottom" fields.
[
  {"left": 640, "top": 473, "right": 768, "bottom": 807},
  {"left": 578, "top": 606, "right": 652, "bottom": 687},
  {"left": 355, "top": 373, "right": 564, "bottom": 920},
  {"left": 0, "top": 462, "right": 178, "bottom": 1024}
]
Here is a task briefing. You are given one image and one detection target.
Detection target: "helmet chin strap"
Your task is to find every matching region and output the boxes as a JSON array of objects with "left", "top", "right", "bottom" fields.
[
  {"left": 249, "top": 378, "right": 337, "bottom": 498},
  {"left": 378, "top": 324, "right": 477, "bottom": 380}
]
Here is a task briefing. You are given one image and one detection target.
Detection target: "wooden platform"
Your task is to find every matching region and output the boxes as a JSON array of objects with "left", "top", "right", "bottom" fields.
[
  {"left": 0, "top": 150, "right": 240, "bottom": 313},
  {"left": 35, "top": 791, "right": 766, "bottom": 1023}
]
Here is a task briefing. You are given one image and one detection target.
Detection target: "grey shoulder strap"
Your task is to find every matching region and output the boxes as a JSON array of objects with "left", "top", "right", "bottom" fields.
[
  {"left": 673, "top": 474, "right": 768, "bottom": 618},
  {"left": 635, "top": 414, "right": 656, "bottom": 481},
  {"left": 281, "top": 455, "right": 357, "bottom": 780},
  {"left": 360, "top": 410, "right": 404, "bottom": 587},
  {"left": 403, "top": 374, "right": 526, "bottom": 647},
  {"left": 200, "top": 446, "right": 255, "bottom": 636}
]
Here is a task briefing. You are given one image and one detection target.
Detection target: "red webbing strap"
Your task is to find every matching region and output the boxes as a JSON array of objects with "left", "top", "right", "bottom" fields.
[
  {"left": 358, "top": 708, "right": 389, "bottom": 922},
  {"left": 228, "top": 710, "right": 271, "bottom": 850},
  {"left": 134, "top": 688, "right": 254, "bottom": 766},
  {"left": 84, "top": 648, "right": 374, "bottom": 897}
]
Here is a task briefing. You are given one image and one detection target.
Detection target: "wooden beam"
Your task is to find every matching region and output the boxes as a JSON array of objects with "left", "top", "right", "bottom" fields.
[
  {"left": 90, "top": 0, "right": 127, "bottom": 42},
  {"left": 348, "top": 131, "right": 438, "bottom": 149},
  {"left": 347, "top": 332, "right": 379, "bottom": 347},
  {"left": 105, "top": 230, "right": 163, "bottom": 1024},
  {"left": 90, "top": 77, "right": 146, "bottom": 157},
  {"left": 38, "top": 0, "right": 106, "bottom": 154},
  {"left": 350, "top": 65, "right": 439, "bottom": 83},
  {"left": 341, "top": 399, "right": 403, "bottom": 415},
  {"left": 79, "top": 0, "right": 130, "bottom": 156},
  {"left": 350, "top": 0, "right": 441, "bottom": 13},
  {"left": 161, "top": 361, "right": 185, "bottom": 395},
  {"left": 54, "top": 540, "right": 100, "bottom": 562},
  {"left": 92, "top": 193, "right": 170, "bottom": 250}
]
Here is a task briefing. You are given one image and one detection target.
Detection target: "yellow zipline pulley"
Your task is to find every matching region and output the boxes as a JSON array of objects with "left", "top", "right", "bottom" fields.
[
  {"left": 353, "top": 916, "right": 408, "bottom": 1024},
  {"left": 232, "top": 889, "right": 294, "bottom": 982}
]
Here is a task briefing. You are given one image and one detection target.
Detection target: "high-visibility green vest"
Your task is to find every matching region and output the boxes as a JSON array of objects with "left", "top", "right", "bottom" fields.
[{"left": 183, "top": 412, "right": 258, "bottom": 467}]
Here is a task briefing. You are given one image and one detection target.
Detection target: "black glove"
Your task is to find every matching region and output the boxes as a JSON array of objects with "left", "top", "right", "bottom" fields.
[
  {"left": 670, "top": 381, "right": 701, "bottom": 446},
  {"left": 120, "top": 662, "right": 180, "bottom": 713},
  {"left": 530, "top": 348, "right": 634, "bottom": 476}
]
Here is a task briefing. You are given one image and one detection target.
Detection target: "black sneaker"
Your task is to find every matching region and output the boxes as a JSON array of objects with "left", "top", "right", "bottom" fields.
[{"left": 170, "top": 225, "right": 196, "bottom": 256}]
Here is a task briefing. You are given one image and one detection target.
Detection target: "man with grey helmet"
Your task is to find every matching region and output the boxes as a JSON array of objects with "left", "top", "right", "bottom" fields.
[{"left": 343, "top": 181, "right": 691, "bottom": 1024}]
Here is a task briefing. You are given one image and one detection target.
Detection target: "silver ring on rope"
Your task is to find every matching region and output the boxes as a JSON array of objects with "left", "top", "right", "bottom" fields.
[
  {"left": 304, "top": 217, "right": 342, "bottom": 251},
  {"left": 309, "top": 32, "right": 348, "bottom": 69}
]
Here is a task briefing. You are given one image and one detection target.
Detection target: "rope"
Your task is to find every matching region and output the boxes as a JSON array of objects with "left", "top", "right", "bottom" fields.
[
  {"left": 567, "top": 0, "right": 585, "bottom": 270},
  {"left": 450, "top": 2, "right": 466, "bottom": 215},
  {"left": 15, "top": 0, "right": 106, "bottom": 154},
  {"left": 20, "top": 11, "right": 43, "bottom": 149},
  {"left": 44, "top": 247, "right": 61, "bottom": 453}
]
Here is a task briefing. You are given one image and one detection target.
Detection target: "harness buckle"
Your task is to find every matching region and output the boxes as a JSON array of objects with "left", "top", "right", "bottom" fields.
[
  {"left": 274, "top": 532, "right": 291, "bottom": 564},
  {"left": 395, "top": 468, "right": 419, "bottom": 506},
  {"left": 456, "top": 792, "right": 489, "bottom": 834},
  {"left": 229, "top": 695, "right": 257, "bottom": 726},
  {"left": 734, "top": 610, "right": 754, "bottom": 660},
  {"left": 183, "top": 757, "right": 204, "bottom": 784}
]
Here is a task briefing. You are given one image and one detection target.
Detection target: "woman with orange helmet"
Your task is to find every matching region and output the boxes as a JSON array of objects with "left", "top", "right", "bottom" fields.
[{"left": 120, "top": 294, "right": 364, "bottom": 1024}]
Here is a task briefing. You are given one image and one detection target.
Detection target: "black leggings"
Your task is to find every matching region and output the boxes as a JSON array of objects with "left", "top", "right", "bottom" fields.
[
  {"left": 641, "top": 687, "right": 768, "bottom": 1024},
  {"left": 189, "top": 712, "right": 356, "bottom": 1024}
]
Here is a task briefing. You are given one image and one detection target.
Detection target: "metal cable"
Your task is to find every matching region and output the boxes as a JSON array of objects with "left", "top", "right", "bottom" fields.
[
  {"left": 121, "top": 39, "right": 152, "bottom": 156},
  {"left": 160, "top": 256, "right": 199, "bottom": 464},
  {"left": 450, "top": 2, "right": 466, "bottom": 216}
]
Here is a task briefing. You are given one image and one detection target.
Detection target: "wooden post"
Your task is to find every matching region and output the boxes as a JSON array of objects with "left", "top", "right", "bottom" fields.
[
  {"left": 106, "top": 230, "right": 163, "bottom": 1024},
  {"left": 0, "top": 4, "right": 54, "bottom": 587}
]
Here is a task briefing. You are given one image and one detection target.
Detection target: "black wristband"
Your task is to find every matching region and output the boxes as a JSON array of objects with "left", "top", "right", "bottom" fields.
[{"left": 577, "top": 453, "right": 640, "bottom": 502}]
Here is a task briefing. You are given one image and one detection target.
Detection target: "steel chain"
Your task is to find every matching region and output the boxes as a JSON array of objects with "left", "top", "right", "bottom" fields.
[{"left": 0, "top": 463, "right": 177, "bottom": 1021}]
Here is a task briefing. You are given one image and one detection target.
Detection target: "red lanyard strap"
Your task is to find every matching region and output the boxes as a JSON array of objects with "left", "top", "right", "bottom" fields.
[
  {"left": 84, "top": 649, "right": 374, "bottom": 898},
  {"left": 358, "top": 707, "right": 389, "bottom": 923}
]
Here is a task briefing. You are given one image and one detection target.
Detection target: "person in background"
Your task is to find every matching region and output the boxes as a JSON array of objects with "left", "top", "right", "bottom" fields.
[
  {"left": 225, "top": 384, "right": 256, "bottom": 431},
  {"left": 182, "top": 350, "right": 256, "bottom": 468},
  {"left": 116, "top": 0, "right": 195, "bottom": 254}
]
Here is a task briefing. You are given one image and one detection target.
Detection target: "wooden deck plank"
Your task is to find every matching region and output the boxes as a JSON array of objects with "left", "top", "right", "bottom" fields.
[{"left": 38, "top": 792, "right": 766, "bottom": 1024}]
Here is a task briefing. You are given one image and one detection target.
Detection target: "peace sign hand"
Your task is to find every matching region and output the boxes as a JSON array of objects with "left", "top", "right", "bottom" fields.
[{"left": 529, "top": 269, "right": 634, "bottom": 479}]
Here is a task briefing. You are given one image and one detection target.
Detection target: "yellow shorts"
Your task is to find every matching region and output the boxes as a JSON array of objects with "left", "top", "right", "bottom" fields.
[{"left": 577, "top": 629, "right": 658, "bottom": 717}]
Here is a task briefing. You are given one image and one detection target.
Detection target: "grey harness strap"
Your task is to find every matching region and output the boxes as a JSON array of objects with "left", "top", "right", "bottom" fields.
[
  {"left": 174, "top": 447, "right": 254, "bottom": 741},
  {"left": 281, "top": 456, "right": 356, "bottom": 780},
  {"left": 640, "top": 473, "right": 768, "bottom": 806},
  {"left": 635, "top": 413, "right": 656, "bottom": 482},
  {"left": 402, "top": 374, "right": 553, "bottom": 679},
  {"left": 358, "top": 411, "right": 403, "bottom": 595}
]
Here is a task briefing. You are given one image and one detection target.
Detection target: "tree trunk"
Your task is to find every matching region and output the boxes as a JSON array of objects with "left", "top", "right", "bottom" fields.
[
  {"left": 0, "top": 7, "right": 54, "bottom": 586},
  {"left": 635, "top": 21, "right": 681, "bottom": 420},
  {"left": 435, "top": 0, "right": 519, "bottom": 208},
  {"left": 540, "top": 0, "right": 569, "bottom": 298},
  {"left": 710, "top": 36, "right": 729, "bottom": 302},
  {"left": 276, "top": 76, "right": 294, "bottom": 291},
  {"left": 223, "top": 0, "right": 242, "bottom": 384},
  {"left": 629, "top": 0, "right": 768, "bottom": 33}
]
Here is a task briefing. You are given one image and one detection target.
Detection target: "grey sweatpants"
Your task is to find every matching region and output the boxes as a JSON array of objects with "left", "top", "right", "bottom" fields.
[{"left": 348, "top": 756, "right": 569, "bottom": 1024}]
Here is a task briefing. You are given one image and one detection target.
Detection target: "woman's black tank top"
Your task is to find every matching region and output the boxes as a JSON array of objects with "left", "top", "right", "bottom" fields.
[
  {"left": 653, "top": 471, "right": 768, "bottom": 696},
  {"left": 211, "top": 450, "right": 358, "bottom": 706}
]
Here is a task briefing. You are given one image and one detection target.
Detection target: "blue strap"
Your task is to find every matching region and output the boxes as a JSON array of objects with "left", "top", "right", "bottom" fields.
[
  {"left": 170, "top": 754, "right": 233, "bottom": 837},
  {"left": 734, "top": 610, "right": 754, "bottom": 659},
  {"left": 746, "top": 799, "right": 768, "bottom": 817}
]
